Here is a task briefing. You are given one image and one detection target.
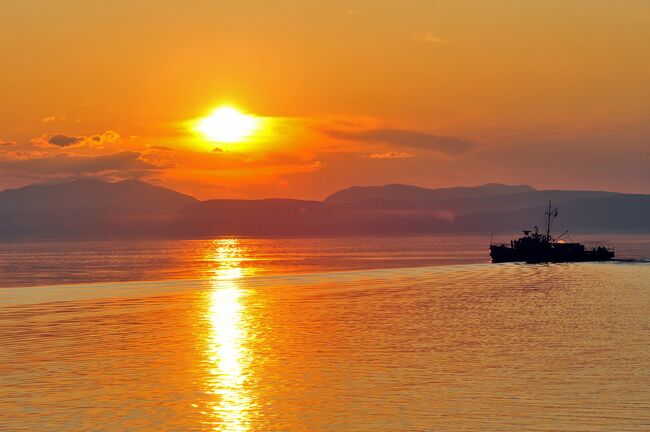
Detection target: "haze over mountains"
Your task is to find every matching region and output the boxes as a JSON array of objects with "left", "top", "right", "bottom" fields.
[{"left": 0, "top": 179, "right": 647, "bottom": 239}]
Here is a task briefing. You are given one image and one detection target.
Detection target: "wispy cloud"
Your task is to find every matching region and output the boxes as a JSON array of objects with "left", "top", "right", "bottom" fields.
[
  {"left": 410, "top": 31, "right": 445, "bottom": 44},
  {"left": 40, "top": 116, "right": 81, "bottom": 124},
  {"left": 35, "top": 131, "right": 122, "bottom": 148},
  {"left": 0, "top": 151, "right": 160, "bottom": 178},
  {"left": 369, "top": 151, "right": 414, "bottom": 159},
  {"left": 88, "top": 131, "right": 121, "bottom": 147},
  {"left": 149, "top": 145, "right": 175, "bottom": 152},
  {"left": 324, "top": 128, "right": 474, "bottom": 155}
]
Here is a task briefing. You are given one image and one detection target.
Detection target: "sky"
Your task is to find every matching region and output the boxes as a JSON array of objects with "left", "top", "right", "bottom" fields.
[{"left": 0, "top": 0, "right": 648, "bottom": 200}]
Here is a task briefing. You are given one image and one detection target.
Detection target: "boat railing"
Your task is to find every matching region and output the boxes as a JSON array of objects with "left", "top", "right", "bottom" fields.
[{"left": 584, "top": 240, "right": 614, "bottom": 251}]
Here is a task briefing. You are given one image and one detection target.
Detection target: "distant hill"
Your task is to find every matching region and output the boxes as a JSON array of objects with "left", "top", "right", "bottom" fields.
[
  {"left": 174, "top": 198, "right": 452, "bottom": 236},
  {"left": 0, "top": 179, "right": 197, "bottom": 239},
  {"left": 455, "top": 194, "right": 650, "bottom": 233},
  {"left": 176, "top": 198, "right": 330, "bottom": 236},
  {"left": 324, "top": 183, "right": 620, "bottom": 215},
  {"left": 0, "top": 179, "right": 196, "bottom": 212},
  {"left": 435, "top": 189, "right": 618, "bottom": 215},
  {"left": 325, "top": 183, "right": 535, "bottom": 204},
  {"left": 0, "top": 179, "right": 647, "bottom": 238}
]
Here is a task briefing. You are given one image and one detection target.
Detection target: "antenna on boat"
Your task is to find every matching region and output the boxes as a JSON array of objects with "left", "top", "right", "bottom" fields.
[
  {"left": 545, "top": 199, "right": 558, "bottom": 241},
  {"left": 555, "top": 230, "right": 569, "bottom": 241}
]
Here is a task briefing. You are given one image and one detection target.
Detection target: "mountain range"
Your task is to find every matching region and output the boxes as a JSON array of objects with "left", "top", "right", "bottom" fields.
[{"left": 0, "top": 179, "right": 647, "bottom": 239}]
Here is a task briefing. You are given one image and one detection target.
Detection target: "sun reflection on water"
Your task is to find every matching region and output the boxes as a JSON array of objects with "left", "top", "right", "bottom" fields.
[{"left": 204, "top": 239, "right": 253, "bottom": 431}]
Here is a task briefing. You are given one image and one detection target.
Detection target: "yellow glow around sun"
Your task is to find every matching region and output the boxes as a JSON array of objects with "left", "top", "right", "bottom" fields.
[{"left": 196, "top": 106, "right": 259, "bottom": 143}]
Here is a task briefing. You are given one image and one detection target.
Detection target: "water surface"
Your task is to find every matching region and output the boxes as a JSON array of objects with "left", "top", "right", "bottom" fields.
[
  {"left": 0, "top": 234, "right": 647, "bottom": 288},
  {"left": 1, "top": 237, "right": 650, "bottom": 431}
]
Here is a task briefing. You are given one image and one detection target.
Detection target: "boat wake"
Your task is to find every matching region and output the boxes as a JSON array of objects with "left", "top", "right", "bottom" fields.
[{"left": 612, "top": 258, "right": 650, "bottom": 263}]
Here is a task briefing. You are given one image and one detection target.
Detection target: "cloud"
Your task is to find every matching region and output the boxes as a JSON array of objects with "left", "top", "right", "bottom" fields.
[
  {"left": 36, "top": 131, "right": 122, "bottom": 148},
  {"left": 0, "top": 141, "right": 16, "bottom": 147},
  {"left": 48, "top": 134, "right": 83, "bottom": 147},
  {"left": 325, "top": 128, "right": 475, "bottom": 155},
  {"left": 0, "top": 151, "right": 160, "bottom": 178},
  {"left": 369, "top": 151, "right": 415, "bottom": 159},
  {"left": 411, "top": 32, "right": 445, "bottom": 44},
  {"left": 88, "top": 130, "right": 120, "bottom": 146},
  {"left": 41, "top": 116, "right": 56, "bottom": 123},
  {"left": 149, "top": 145, "right": 174, "bottom": 151}
]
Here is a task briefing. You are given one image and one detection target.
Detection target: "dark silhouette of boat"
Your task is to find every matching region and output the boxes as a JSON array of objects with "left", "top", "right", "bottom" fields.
[{"left": 489, "top": 200, "right": 614, "bottom": 263}]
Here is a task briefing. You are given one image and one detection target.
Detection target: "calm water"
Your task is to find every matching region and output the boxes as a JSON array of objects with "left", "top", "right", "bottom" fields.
[
  {"left": 1, "top": 236, "right": 650, "bottom": 431},
  {"left": 0, "top": 234, "right": 648, "bottom": 288}
]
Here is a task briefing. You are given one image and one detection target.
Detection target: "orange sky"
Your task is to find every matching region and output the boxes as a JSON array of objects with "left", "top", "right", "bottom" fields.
[{"left": 0, "top": 1, "right": 648, "bottom": 199}]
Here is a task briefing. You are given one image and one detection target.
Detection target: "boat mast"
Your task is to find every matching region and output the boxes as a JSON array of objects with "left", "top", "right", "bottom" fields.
[
  {"left": 546, "top": 199, "right": 551, "bottom": 240},
  {"left": 545, "top": 199, "right": 558, "bottom": 241}
]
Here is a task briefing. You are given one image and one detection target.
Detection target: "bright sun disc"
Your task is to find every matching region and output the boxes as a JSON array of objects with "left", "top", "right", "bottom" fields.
[{"left": 196, "top": 107, "right": 259, "bottom": 143}]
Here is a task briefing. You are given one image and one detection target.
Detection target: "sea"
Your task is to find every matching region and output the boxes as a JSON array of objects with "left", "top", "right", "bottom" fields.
[{"left": 1, "top": 234, "right": 649, "bottom": 431}]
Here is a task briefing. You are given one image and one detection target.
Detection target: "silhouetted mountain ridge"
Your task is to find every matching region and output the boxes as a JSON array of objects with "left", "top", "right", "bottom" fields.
[
  {"left": 455, "top": 194, "right": 650, "bottom": 233},
  {"left": 0, "top": 179, "right": 196, "bottom": 212},
  {"left": 0, "top": 179, "right": 647, "bottom": 238},
  {"left": 325, "top": 183, "right": 535, "bottom": 204}
]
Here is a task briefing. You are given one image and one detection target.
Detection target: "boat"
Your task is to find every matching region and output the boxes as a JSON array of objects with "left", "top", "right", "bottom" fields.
[{"left": 489, "top": 200, "right": 615, "bottom": 263}]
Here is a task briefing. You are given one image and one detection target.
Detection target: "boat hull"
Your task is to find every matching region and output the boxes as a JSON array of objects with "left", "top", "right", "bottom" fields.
[{"left": 490, "top": 244, "right": 614, "bottom": 264}]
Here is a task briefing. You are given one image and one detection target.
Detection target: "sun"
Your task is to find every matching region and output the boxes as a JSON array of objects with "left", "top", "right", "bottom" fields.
[{"left": 196, "top": 106, "right": 260, "bottom": 143}]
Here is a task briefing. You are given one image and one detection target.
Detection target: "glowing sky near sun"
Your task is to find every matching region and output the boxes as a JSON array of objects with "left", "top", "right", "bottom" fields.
[
  {"left": 195, "top": 107, "right": 260, "bottom": 144},
  {"left": 0, "top": 1, "right": 648, "bottom": 199}
]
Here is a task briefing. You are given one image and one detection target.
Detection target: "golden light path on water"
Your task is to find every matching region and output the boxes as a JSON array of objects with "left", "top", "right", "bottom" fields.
[{"left": 204, "top": 239, "right": 254, "bottom": 432}]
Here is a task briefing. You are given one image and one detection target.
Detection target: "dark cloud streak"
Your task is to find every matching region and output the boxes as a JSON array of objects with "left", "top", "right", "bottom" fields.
[
  {"left": 47, "top": 134, "right": 83, "bottom": 147},
  {"left": 0, "top": 151, "right": 160, "bottom": 177},
  {"left": 325, "top": 128, "right": 475, "bottom": 155}
]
